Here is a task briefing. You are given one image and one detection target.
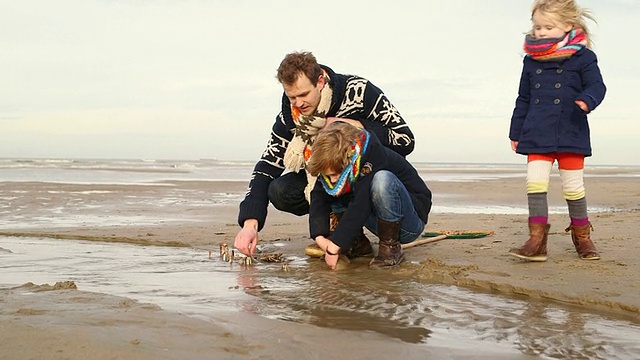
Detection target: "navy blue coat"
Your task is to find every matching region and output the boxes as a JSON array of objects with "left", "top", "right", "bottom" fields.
[
  {"left": 308, "top": 132, "right": 432, "bottom": 250},
  {"left": 509, "top": 48, "right": 606, "bottom": 156}
]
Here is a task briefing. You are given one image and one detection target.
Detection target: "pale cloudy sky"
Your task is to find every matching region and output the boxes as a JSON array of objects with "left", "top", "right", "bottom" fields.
[{"left": 1, "top": 0, "right": 638, "bottom": 165}]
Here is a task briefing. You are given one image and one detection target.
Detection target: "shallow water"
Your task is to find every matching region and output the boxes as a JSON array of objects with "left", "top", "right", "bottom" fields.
[
  {"left": 1, "top": 236, "right": 639, "bottom": 359},
  {"left": 0, "top": 178, "right": 619, "bottom": 232}
]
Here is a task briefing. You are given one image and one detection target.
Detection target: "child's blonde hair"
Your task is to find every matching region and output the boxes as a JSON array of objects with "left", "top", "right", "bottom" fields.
[
  {"left": 531, "top": 0, "right": 596, "bottom": 47},
  {"left": 306, "top": 122, "right": 362, "bottom": 177}
]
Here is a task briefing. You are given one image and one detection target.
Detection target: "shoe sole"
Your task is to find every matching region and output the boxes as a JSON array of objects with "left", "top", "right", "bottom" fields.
[
  {"left": 509, "top": 251, "right": 547, "bottom": 262},
  {"left": 347, "top": 251, "right": 374, "bottom": 259},
  {"left": 369, "top": 256, "right": 405, "bottom": 268}
]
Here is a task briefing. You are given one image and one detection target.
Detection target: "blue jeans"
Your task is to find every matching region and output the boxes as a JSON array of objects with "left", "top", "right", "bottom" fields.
[{"left": 334, "top": 170, "right": 426, "bottom": 244}]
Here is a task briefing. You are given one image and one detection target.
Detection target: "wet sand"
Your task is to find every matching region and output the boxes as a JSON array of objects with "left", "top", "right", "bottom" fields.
[{"left": 1, "top": 172, "right": 639, "bottom": 359}]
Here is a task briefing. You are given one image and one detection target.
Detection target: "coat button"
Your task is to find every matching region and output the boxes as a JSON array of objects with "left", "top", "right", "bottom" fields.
[
  {"left": 555, "top": 83, "right": 562, "bottom": 89},
  {"left": 535, "top": 83, "right": 541, "bottom": 89},
  {"left": 536, "top": 69, "right": 542, "bottom": 74},
  {"left": 534, "top": 99, "right": 540, "bottom": 104},
  {"left": 554, "top": 98, "right": 561, "bottom": 104},
  {"left": 557, "top": 69, "right": 563, "bottom": 74}
]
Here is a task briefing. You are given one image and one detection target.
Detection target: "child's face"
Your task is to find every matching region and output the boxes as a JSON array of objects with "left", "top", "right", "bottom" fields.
[
  {"left": 532, "top": 10, "right": 572, "bottom": 39},
  {"left": 323, "top": 168, "right": 341, "bottom": 184}
]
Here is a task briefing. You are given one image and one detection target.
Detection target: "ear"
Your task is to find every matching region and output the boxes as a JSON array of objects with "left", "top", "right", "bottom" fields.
[
  {"left": 561, "top": 23, "right": 574, "bottom": 32},
  {"left": 317, "top": 74, "right": 325, "bottom": 88}
]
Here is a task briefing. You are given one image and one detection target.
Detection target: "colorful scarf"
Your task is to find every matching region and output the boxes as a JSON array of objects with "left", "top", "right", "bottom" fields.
[
  {"left": 524, "top": 28, "right": 587, "bottom": 62},
  {"left": 284, "top": 70, "right": 332, "bottom": 172},
  {"left": 320, "top": 130, "right": 370, "bottom": 197},
  {"left": 283, "top": 70, "right": 333, "bottom": 203}
]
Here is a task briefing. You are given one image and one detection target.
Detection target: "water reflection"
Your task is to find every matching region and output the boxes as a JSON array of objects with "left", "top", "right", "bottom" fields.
[
  {"left": 1, "top": 236, "right": 639, "bottom": 358},
  {"left": 513, "top": 303, "right": 639, "bottom": 358},
  {"left": 239, "top": 260, "right": 434, "bottom": 343}
]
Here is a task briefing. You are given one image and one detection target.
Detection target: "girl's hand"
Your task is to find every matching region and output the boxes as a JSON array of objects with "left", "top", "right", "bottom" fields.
[
  {"left": 575, "top": 100, "right": 589, "bottom": 112},
  {"left": 511, "top": 140, "right": 518, "bottom": 152}
]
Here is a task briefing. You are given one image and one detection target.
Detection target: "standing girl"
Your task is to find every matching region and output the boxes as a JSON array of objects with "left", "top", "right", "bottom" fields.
[{"left": 508, "top": 0, "right": 606, "bottom": 262}]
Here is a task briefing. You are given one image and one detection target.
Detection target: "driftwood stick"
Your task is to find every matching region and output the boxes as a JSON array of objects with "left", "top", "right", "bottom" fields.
[{"left": 401, "top": 234, "right": 448, "bottom": 249}]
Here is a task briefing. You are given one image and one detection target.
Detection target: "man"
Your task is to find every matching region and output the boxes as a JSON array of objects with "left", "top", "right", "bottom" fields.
[{"left": 234, "top": 51, "right": 415, "bottom": 256}]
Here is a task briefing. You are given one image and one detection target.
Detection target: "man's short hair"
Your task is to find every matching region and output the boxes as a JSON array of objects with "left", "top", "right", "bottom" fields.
[{"left": 277, "top": 51, "right": 323, "bottom": 86}]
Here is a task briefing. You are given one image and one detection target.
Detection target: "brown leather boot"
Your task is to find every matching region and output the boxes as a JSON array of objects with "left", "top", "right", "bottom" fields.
[
  {"left": 345, "top": 232, "right": 374, "bottom": 259},
  {"left": 509, "top": 223, "right": 550, "bottom": 262},
  {"left": 565, "top": 223, "right": 600, "bottom": 260},
  {"left": 329, "top": 212, "right": 373, "bottom": 258},
  {"left": 369, "top": 218, "right": 404, "bottom": 268}
]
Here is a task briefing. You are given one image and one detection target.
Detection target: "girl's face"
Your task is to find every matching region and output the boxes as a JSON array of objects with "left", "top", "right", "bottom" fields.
[{"left": 532, "top": 10, "right": 573, "bottom": 39}]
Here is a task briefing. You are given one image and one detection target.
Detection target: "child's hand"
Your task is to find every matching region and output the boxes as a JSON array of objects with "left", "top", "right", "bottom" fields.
[
  {"left": 315, "top": 236, "right": 331, "bottom": 251},
  {"left": 575, "top": 100, "right": 589, "bottom": 112},
  {"left": 316, "top": 236, "right": 341, "bottom": 270},
  {"left": 511, "top": 140, "right": 518, "bottom": 152},
  {"left": 324, "top": 250, "right": 340, "bottom": 270}
]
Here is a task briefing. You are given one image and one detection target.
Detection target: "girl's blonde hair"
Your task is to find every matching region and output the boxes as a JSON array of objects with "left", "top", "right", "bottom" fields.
[
  {"left": 306, "top": 122, "right": 362, "bottom": 177},
  {"left": 531, "top": 0, "right": 596, "bottom": 47}
]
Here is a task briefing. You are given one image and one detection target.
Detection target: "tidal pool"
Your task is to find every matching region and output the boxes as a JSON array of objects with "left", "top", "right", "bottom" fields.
[{"left": 1, "top": 236, "right": 639, "bottom": 359}]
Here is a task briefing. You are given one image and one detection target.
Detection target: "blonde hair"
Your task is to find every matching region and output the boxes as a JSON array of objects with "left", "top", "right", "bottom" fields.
[
  {"left": 531, "top": 0, "right": 596, "bottom": 48},
  {"left": 306, "top": 122, "right": 362, "bottom": 177}
]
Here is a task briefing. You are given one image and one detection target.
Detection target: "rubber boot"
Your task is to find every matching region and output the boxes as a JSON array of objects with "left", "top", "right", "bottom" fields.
[
  {"left": 369, "top": 218, "right": 404, "bottom": 268},
  {"left": 509, "top": 223, "right": 550, "bottom": 262},
  {"left": 565, "top": 223, "right": 600, "bottom": 260}
]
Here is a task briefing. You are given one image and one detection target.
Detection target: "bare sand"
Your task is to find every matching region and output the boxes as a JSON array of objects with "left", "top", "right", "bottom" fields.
[{"left": 1, "top": 173, "right": 638, "bottom": 359}]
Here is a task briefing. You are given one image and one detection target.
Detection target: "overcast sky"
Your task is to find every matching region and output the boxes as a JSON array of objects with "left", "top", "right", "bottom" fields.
[{"left": 1, "top": 0, "right": 638, "bottom": 165}]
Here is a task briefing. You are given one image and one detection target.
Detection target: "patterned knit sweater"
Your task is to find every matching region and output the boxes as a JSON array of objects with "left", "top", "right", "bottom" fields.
[{"left": 238, "top": 65, "right": 415, "bottom": 230}]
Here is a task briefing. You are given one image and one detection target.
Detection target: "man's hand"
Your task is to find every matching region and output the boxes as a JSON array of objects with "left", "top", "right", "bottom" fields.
[
  {"left": 234, "top": 219, "right": 259, "bottom": 256},
  {"left": 511, "top": 140, "right": 518, "bottom": 152},
  {"left": 575, "top": 100, "right": 589, "bottom": 113},
  {"left": 325, "top": 117, "right": 363, "bottom": 129}
]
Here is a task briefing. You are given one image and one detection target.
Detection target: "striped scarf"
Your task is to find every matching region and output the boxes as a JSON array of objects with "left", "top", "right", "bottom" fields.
[
  {"left": 320, "top": 130, "right": 370, "bottom": 197},
  {"left": 524, "top": 28, "right": 587, "bottom": 62}
]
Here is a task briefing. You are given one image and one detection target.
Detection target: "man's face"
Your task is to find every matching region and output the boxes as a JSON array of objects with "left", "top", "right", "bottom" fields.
[{"left": 283, "top": 73, "right": 325, "bottom": 116}]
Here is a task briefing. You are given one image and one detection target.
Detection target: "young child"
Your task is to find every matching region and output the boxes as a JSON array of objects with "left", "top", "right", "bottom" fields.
[
  {"left": 306, "top": 122, "right": 432, "bottom": 270},
  {"left": 508, "top": 0, "right": 606, "bottom": 262}
]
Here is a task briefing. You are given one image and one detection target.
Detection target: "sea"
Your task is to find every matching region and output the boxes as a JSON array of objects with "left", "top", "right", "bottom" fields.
[
  {"left": 3, "top": 157, "right": 637, "bottom": 183},
  {"left": 1, "top": 157, "right": 638, "bottom": 216},
  {"left": 1, "top": 158, "right": 640, "bottom": 359}
]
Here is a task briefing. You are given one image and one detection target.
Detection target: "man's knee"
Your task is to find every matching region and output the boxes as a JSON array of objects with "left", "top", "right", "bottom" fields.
[
  {"left": 268, "top": 177, "right": 309, "bottom": 215},
  {"left": 268, "top": 180, "right": 290, "bottom": 210}
]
